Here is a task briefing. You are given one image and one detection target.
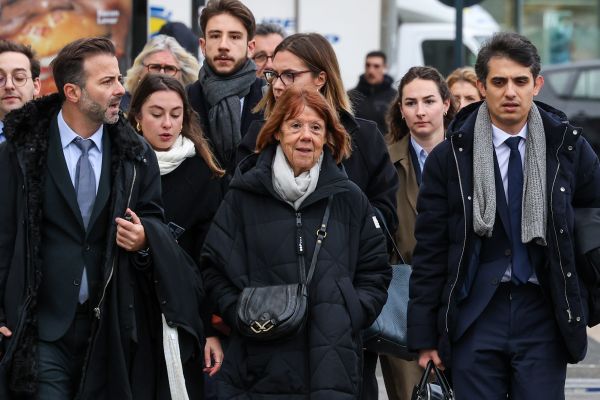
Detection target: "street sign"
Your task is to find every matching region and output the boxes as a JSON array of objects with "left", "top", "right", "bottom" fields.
[{"left": 438, "top": 0, "right": 484, "bottom": 7}]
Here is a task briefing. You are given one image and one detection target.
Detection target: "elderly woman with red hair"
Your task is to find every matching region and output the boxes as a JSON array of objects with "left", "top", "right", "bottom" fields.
[{"left": 200, "top": 87, "right": 391, "bottom": 399}]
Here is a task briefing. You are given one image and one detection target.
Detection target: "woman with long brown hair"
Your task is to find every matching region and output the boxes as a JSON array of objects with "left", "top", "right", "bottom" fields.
[{"left": 128, "top": 74, "right": 225, "bottom": 398}]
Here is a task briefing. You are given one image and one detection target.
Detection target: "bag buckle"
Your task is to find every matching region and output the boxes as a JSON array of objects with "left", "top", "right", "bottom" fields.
[
  {"left": 250, "top": 320, "right": 275, "bottom": 334},
  {"left": 316, "top": 228, "right": 327, "bottom": 240}
]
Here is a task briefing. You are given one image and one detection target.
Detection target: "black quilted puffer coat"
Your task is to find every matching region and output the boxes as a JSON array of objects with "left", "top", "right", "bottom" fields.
[{"left": 201, "top": 145, "right": 391, "bottom": 399}]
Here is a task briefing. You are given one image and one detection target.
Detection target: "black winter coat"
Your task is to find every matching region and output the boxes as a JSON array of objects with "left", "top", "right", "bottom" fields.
[
  {"left": 237, "top": 111, "right": 399, "bottom": 233},
  {"left": 201, "top": 145, "right": 391, "bottom": 399},
  {"left": 187, "top": 77, "right": 265, "bottom": 174},
  {"left": 407, "top": 100, "right": 600, "bottom": 364},
  {"left": 348, "top": 74, "right": 397, "bottom": 135},
  {"left": 161, "top": 155, "right": 226, "bottom": 263},
  {"left": 0, "top": 94, "right": 205, "bottom": 399}
]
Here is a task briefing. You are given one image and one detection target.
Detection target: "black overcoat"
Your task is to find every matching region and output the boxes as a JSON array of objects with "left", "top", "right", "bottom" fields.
[{"left": 0, "top": 94, "right": 204, "bottom": 399}]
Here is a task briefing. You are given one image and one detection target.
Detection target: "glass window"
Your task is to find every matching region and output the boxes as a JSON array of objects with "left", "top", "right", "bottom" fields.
[
  {"left": 573, "top": 68, "right": 600, "bottom": 99},
  {"left": 422, "top": 40, "right": 476, "bottom": 78},
  {"left": 544, "top": 70, "right": 573, "bottom": 96}
]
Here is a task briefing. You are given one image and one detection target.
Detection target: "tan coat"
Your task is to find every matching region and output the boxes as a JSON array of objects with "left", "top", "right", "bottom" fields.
[{"left": 387, "top": 135, "right": 419, "bottom": 264}]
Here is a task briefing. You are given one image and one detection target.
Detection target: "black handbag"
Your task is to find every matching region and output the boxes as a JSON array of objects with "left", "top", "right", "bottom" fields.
[
  {"left": 363, "top": 218, "right": 415, "bottom": 360},
  {"left": 236, "top": 196, "right": 333, "bottom": 341},
  {"left": 411, "top": 360, "right": 454, "bottom": 400}
]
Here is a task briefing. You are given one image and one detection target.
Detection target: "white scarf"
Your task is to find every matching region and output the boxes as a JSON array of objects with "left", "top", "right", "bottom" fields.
[
  {"left": 272, "top": 145, "right": 323, "bottom": 210},
  {"left": 155, "top": 135, "right": 196, "bottom": 176}
]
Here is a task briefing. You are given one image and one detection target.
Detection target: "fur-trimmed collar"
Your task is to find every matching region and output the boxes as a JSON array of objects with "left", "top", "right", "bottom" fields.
[{"left": 3, "top": 93, "right": 146, "bottom": 161}]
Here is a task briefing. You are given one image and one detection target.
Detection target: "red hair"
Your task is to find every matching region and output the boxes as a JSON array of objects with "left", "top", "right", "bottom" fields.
[{"left": 255, "top": 87, "right": 351, "bottom": 163}]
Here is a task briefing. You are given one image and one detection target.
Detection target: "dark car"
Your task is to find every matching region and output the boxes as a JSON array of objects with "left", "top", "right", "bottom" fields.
[{"left": 537, "top": 60, "right": 600, "bottom": 154}]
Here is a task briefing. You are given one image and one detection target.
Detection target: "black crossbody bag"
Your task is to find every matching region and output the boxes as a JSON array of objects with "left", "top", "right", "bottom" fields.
[{"left": 236, "top": 195, "right": 334, "bottom": 341}]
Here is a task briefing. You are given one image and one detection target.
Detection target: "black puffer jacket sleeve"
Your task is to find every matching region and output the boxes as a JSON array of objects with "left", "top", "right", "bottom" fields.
[
  {"left": 353, "top": 200, "right": 393, "bottom": 329},
  {"left": 200, "top": 192, "right": 244, "bottom": 328},
  {"left": 0, "top": 144, "right": 17, "bottom": 328}
]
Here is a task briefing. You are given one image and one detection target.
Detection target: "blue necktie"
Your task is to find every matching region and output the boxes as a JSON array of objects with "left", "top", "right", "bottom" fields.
[
  {"left": 505, "top": 136, "right": 532, "bottom": 284},
  {"left": 73, "top": 137, "right": 96, "bottom": 303}
]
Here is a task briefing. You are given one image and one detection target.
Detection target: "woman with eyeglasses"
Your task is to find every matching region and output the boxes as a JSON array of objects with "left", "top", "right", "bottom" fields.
[
  {"left": 237, "top": 32, "right": 399, "bottom": 400},
  {"left": 122, "top": 34, "right": 200, "bottom": 111},
  {"left": 127, "top": 74, "right": 226, "bottom": 398}
]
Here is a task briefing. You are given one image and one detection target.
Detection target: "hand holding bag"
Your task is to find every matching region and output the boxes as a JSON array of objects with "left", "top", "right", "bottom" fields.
[
  {"left": 236, "top": 196, "right": 333, "bottom": 341},
  {"left": 411, "top": 360, "right": 454, "bottom": 400},
  {"left": 363, "top": 216, "right": 415, "bottom": 360}
]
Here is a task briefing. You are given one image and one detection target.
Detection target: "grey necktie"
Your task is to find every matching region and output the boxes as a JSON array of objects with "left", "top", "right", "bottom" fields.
[{"left": 73, "top": 137, "right": 97, "bottom": 303}]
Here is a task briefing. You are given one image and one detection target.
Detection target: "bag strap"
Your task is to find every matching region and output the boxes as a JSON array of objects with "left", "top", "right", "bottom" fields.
[
  {"left": 373, "top": 207, "right": 407, "bottom": 265},
  {"left": 306, "top": 195, "right": 334, "bottom": 285}
]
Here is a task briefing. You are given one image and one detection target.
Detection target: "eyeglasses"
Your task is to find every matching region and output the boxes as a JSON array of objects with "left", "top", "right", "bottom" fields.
[
  {"left": 263, "top": 70, "right": 312, "bottom": 86},
  {"left": 143, "top": 63, "right": 180, "bottom": 76},
  {"left": 252, "top": 52, "right": 274, "bottom": 64},
  {"left": 0, "top": 73, "right": 32, "bottom": 88}
]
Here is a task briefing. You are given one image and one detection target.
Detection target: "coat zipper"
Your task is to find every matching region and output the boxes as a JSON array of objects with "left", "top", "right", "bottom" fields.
[
  {"left": 549, "top": 125, "right": 572, "bottom": 323},
  {"left": 94, "top": 164, "right": 137, "bottom": 319},
  {"left": 445, "top": 136, "right": 468, "bottom": 333}
]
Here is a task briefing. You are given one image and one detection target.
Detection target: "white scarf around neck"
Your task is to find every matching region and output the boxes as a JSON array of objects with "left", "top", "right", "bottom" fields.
[
  {"left": 272, "top": 145, "right": 323, "bottom": 210},
  {"left": 155, "top": 135, "right": 196, "bottom": 175}
]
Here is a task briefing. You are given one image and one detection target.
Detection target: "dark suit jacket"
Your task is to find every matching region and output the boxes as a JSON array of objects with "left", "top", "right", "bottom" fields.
[{"left": 38, "top": 118, "right": 112, "bottom": 341}]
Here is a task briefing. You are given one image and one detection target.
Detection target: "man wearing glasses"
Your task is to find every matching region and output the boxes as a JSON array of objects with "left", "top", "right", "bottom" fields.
[
  {"left": 0, "top": 40, "right": 41, "bottom": 143},
  {"left": 252, "top": 23, "right": 285, "bottom": 78},
  {"left": 187, "top": 0, "right": 264, "bottom": 174}
]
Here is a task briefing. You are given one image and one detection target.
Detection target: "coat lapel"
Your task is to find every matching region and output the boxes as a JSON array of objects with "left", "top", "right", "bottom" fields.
[
  {"left": 388, "top": 137, "right": 418, "bottom": 213},
  {"left": 87, "top": 128, "right": 111, "bottom": 234},
  {"left": 47, "top": 117, "right": 85, "bottom": 230}
]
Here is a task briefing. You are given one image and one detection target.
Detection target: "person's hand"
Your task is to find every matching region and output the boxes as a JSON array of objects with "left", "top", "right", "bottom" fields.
[
  {"left": 0, "top": 326, "right": 12, "bottom": 338},
  {"left": 418, "top": 348, "right": 445, "bottom": 371},
  {"left": 115, "top": 208, "right": 147, "bottom": 252},
  {"left": 203, "top": 336, "right": 224, "bottom": 377}
]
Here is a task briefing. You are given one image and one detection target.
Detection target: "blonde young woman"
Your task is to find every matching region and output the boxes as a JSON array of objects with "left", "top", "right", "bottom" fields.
[
  {"left": 383, "top": 66, "right": 456, "bottom": 400},
  {"left": 446, "top": 66, "right": 483, "bottom": 111}
]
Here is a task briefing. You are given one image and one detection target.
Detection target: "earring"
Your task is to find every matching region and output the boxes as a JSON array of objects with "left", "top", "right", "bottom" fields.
[
  {"left": 136, "top": 122, "right": 141, "bottom": 132},
  {"left": 444, "top": 111, "right": 448, "bottom": 116},
  {"left": 401, "top": 115, "right": 405, "bottom": 120}
]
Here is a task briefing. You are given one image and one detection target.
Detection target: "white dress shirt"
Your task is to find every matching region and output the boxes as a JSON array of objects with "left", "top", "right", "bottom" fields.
[{"left": 410, "top": 136, "right": 429, "bottom": 173}]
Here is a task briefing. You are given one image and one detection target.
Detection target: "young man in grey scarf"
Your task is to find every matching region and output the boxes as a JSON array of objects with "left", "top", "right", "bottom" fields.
[
  {"left": 187, "top": 0, "right": 265, "bottom": 174},
  {"left": 408, "top": 32, "right": 600, "bottom": 399}
]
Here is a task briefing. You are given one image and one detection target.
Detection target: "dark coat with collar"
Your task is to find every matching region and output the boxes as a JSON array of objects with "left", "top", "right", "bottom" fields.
[
  {"left": 187, "top": 77, "right": 265, "bottom": 174},
  {"left": 0, "top": 94, "right": 205, "bottom": 399},
  {"left": 407, "top": 100, "right": 600, "bottom": 365},
  {"left": 200, "top": 145, "right": 391, "bottom": 399},
  {"left": 348, "top": 74, "right": 397, "bottom": 135},
  {"left": 237, "top": 111, "right": 399, "bottom": 233}
]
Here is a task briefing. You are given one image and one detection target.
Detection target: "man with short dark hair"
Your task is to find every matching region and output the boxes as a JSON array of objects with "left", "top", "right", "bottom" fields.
[
  {"left": 252, "top": 23, "right": 285, "bottom": 78},
  {"left": 187, "top": 0, "right": 264, "bottom": 174},
  {"left": 408, "top": 32, "right": 600, "bottom": 399},
  {"left": 348, "top": 50, "right": 396, "bottom": 135},
  {"left": 0, "top": 40, "right": 41, "bottom": 143},
  {"left": 0, "top": 37, "right": 203, "bottom": 399}
]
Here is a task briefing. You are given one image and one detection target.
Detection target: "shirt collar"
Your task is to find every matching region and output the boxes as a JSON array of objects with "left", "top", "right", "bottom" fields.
[
  {"left": 410, "top": 136, "right": 428, "bottom": 158},
  {"left": 492, "top": 123, "right": 527, "bottom": 149},
  {"left": 57, "top": 109, "right": 104, "bottom": 151}
]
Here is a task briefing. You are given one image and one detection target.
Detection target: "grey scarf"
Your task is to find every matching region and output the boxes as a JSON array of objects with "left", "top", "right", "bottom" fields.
[
  {"left": 472, "top": 102, "right": 547, "bottom": 245},
  {"left": 272, "top": 145, "right": 323, "bottom": 210},
  {"left": 198, "top": 59, "right": 256, "bottom": 164}
]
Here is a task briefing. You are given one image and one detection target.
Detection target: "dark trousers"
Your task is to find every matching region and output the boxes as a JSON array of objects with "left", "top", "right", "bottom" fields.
[
  {"left": 36, "top": 305, "right": 91, "bottom": 400},
  {"left": 361, "top": 350, "right": 379, "bottom": 399},
  {"left": 452, "top": 282, "right": 567, "bottom": 400}
]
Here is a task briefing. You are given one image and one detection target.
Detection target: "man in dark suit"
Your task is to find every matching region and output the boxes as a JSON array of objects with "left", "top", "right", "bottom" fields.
[
  {"left": 408, "top": 32, "right": 600, "bottom": 399},
  {"left": 0, "top": 37, "right": 180, "bottom": 399},
  {"left": 187, "top": 0, "right": 264, "bottom": 175}
]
